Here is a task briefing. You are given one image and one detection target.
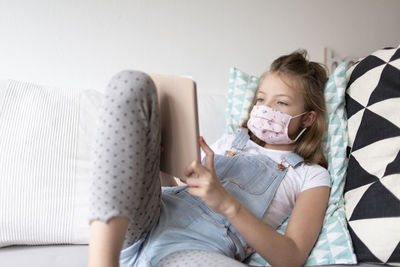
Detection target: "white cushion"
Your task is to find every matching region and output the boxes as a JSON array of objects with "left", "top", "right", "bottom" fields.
[{"left": 0, "top": 79, "right": 102, "bottom": 247}]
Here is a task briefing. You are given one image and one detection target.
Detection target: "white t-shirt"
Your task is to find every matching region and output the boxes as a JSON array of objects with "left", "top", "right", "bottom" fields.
[{"left": 202, "top": 133, "right": 331, "bottom": 229}]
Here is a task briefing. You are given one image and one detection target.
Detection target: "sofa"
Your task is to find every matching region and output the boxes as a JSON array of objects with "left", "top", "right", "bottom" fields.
[{"left": 0, "top": 45, "right": 399, "bottom": 267}]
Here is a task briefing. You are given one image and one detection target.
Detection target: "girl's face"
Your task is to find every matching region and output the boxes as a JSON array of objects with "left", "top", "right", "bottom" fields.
[{"left": 255, "top": 72, "right": 307, "bottom": 141}]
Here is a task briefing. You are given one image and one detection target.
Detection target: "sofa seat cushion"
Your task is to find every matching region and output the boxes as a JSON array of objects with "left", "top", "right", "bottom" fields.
[{"left": 0, "top": 245, "right": 385, "bottom": 267}]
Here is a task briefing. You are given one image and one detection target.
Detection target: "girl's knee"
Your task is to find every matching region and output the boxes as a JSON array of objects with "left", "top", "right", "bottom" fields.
[{"left": 106, "top": 70, "right": 157, "bottom": 103}]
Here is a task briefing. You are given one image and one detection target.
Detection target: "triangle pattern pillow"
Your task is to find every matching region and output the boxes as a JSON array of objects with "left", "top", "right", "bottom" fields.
[
  {"left": 344, "top": 45, "right": 400, "bottom": 266},
  {"left": 227, "top": 65, "right": 357, "bottom": 266},
  {"left": 225, "top": 67, "right": 259, "bottom": 134}
]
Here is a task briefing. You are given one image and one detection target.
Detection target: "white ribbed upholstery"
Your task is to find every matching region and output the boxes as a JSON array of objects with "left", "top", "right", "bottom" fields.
[{"left": 0, "top": 79, "right": 102, "bottom": 247}]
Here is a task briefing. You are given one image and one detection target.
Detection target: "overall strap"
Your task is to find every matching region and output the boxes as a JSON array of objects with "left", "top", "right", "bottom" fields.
[
  {"left": 284, "top": 153, "right": 304, "bottom": 168},
  {"left": 225, "top": 127, "right": 250, "bottom": 156}
]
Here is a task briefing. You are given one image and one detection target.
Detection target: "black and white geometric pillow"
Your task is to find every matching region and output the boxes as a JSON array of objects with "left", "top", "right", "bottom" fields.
[{"left": 344, "top": 45, "right": 400, "bottom": 266}]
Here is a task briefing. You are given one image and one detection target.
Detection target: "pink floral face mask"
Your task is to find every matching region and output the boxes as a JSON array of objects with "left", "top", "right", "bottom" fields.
[{"left": 247, "top": 105, "right": 308, "bottom": 145}]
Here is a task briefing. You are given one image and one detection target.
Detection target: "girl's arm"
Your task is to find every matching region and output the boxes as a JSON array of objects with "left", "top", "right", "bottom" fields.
[
  {"left": 184, "top": 136, "right": 330, "bottom": 267},
  {"left": 227, "top": 186, "right": 330, "bottom": 267}
]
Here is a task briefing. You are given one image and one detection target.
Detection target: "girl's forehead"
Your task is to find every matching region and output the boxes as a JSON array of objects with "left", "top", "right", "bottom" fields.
[{"left": 258, "top": 72, "right": 301, "bottom": 96}]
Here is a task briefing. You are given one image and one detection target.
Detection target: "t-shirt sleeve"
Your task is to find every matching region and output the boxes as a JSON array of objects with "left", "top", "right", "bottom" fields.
[
  {"left": 301, "top": 165, "right": 331, "bottom": 192},
  {"left": 200, "top": 133, "right": 235, "bottom": 162}
]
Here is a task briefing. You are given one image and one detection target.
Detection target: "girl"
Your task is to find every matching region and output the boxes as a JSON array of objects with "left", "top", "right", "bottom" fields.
[{"left": 88, "top": 50, "right": 331, "bottom": 267}]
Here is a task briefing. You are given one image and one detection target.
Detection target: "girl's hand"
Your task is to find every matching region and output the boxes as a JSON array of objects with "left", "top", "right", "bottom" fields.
[{"left": 183, "top": 136, "right": 241, "bottom": 218}]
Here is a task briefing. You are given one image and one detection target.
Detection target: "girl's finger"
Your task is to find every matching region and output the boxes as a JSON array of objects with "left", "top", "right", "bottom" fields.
[
  {"left": 183, "top": 162, "right": 195, "bottom": 177},
  {"left": 185, "top": 176, "right": 202, "bottom": 187},
  {"left": 184, "top": 160, "right": 196, "bottom": 177},
  {"left": 184, "top": 160, "right": 206, "bottom": 178},
  {"left": 199, "top": 136, "right": 214, "bottom": 170}
]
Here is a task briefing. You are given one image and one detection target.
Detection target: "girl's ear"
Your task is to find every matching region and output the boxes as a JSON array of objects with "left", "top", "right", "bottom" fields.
[{"left": 302, "top": 110, "right": 317, "bottom": 128}]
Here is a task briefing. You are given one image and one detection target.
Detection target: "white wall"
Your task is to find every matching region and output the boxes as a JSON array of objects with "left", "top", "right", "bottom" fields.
[
  {"left": 1, "top": 0, "right": 399, "bottom": 141},
  {"left": 1, "top": 0, "right": 400, "bottom": 92}
]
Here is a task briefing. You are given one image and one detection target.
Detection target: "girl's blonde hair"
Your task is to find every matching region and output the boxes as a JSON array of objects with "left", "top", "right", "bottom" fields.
[{"left": 241, "top": 50, "right": 328, "bottom": 168}]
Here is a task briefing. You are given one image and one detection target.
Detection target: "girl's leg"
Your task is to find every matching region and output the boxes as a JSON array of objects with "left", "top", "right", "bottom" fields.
[
  {"left": 88, "top": 70, "right": 161, "bottom": 267},
  {"left": 157, "top": 251, "right": 248, "bottom": 267}
]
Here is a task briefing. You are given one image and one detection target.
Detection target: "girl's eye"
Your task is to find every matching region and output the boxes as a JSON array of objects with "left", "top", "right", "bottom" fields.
[
  {"left": 256, "top": 98, "right": 264, "bottom": 103},
  {"left": 277, "top": 101, "right": 288, "bottom": 106}
]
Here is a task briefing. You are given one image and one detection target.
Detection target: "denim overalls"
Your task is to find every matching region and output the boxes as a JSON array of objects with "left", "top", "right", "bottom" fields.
[{"left": 120, "top": 128, "right": 304, "bottom": 267}]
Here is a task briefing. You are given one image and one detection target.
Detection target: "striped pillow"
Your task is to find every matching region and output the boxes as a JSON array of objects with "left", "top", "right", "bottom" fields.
[{"left": 0, "top": 79, "right": 102, "bottom": 247}]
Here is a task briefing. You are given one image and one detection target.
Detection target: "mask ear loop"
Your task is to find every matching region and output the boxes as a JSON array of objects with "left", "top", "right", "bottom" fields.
[
  {"left": 293, "top": 127, "right": 307, "bottom": 142},
  {"left": 292, "top": 111, "right": 309, "bottom": 119},
  {"left": 291, "top": 111, "right": 309, "bottom": 142}
]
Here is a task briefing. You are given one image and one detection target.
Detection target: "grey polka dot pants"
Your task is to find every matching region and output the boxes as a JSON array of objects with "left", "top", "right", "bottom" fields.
[
  {"left": 157, "top": 250, "right": 248, "bottom": 267},
  {"left": 89, "top": 70, "right": 162, "bottom": 249}
]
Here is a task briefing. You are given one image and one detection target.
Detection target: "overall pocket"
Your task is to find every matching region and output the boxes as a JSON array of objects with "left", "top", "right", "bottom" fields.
[
  {"left": 213, "top": 154, "right": 239, "bottom": 179},
  {"left": 222, "top": 154, "right": 279, "bottom": 195}
]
